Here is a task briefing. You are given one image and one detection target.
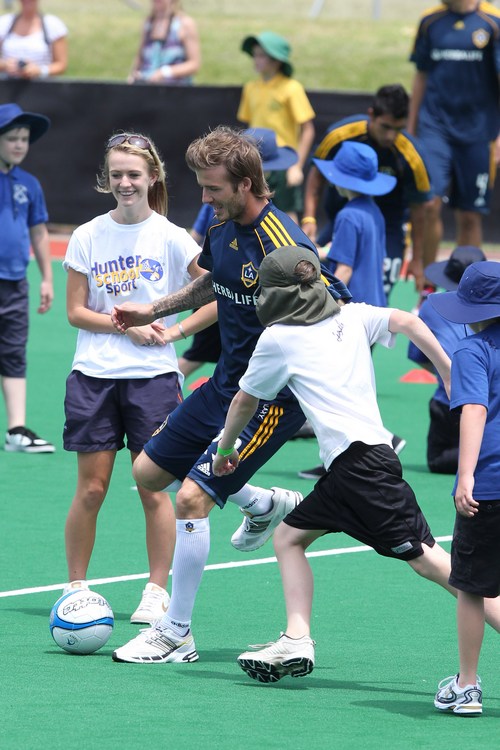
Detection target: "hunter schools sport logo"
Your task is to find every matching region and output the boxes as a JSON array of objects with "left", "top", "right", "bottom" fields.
[
  {"left": 140, "top": 259, "right": 163, "bottom": 281},
  {"left": 241, "top": 262, "right": 259, "bottom": 288}
]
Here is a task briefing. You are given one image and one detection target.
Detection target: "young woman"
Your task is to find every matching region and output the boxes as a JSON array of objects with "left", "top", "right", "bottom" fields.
[
  {"left": 62, "top": 132, "right": 216, "bottom": 625},
  {"left": 0, "top": 0, "right": 68, "bottom": 80},
  {"left": 128, "top": 0, "right": 200, "bottom": 86}
]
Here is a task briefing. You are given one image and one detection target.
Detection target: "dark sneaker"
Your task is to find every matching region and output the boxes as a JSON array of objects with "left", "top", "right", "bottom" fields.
[
  {"left": 391, "top": 434, "right": 406, "bottom": 455},
  {"left": 5, "top": 426, "right": 55, "bottom": 453},
  {"left": 298, "top": 465, "right": 326, "bottom": 480}
]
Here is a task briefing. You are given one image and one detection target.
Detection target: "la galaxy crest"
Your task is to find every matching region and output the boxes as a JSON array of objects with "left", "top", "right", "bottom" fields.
[
  {"left": 472, "top": 29, "right": 490, "bottom": 49},
  {"left": 241, "top": 262, "right": 259, "bottom": 289}
]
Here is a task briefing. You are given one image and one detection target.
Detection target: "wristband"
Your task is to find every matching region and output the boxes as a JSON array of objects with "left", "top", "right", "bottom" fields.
[
  {"left": 178, "top": 321, "right": 187, "bottom": 339},
  {"left": 217, "top": 445, "right": 235, "bottom": 457},
  {"left": 301, "top": 216, "right": 317, "bottom": 225},
  {"left": 39, "top": 64, "right": 50, "bottom": 78},
  {"left": 161, "top": 64, "right": 173, "bottom": 80}
]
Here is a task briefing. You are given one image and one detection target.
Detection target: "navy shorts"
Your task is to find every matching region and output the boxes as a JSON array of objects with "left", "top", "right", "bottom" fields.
[
  {"left": 143, "top": 377, "right": 306, "bottom": 507},
  {"left": 63, "top": 370, "right": 183, "bottom": 453},
  {"left": 449, "top": 500, "right": 500, "bottom": 598},
  {"left": 182, "top": 322, "right": 221, "bottom": 364},
  {"left": 0, "top": 278, "right": 29, "bottom": 377},
  {"left": 284, "top": 441, "right": 434, "bottom": 561},
  {"left": 418, "top": 122, "right": 493, "bottom": 213}
]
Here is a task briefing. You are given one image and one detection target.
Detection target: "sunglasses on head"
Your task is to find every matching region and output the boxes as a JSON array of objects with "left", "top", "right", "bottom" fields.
[{"left": 107, "top": 134, "right": 152, "bottom": 151}]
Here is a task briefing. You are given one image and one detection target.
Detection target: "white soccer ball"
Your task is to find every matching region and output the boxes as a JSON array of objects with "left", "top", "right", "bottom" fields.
[{"left": 49, "top": 589, "right": 114, "bottom": 655}]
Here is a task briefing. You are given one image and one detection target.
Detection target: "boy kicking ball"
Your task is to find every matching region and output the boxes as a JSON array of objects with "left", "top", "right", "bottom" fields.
[{"left": 212, "top": 246, "right": 500, "bottom": 684}]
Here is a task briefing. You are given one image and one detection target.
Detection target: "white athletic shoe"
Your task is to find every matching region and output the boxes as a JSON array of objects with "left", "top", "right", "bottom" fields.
[
  {"left": 231, "top": 487, "right": 303, "bottom": 552},
  {"left": 130, "top": 583, "right": 170, "bottom": 625},
  {"left": 238, "top": 633, "right": 315, "bottom": 683},
  {"left": 434, "top": 674, "right": 482, "bottom": 715},
  {"left": 63, "top": 580, "right": 89, "bottom": 595},
  {"left": 112, "top": 624, "right": 199, "bottom": 664}
]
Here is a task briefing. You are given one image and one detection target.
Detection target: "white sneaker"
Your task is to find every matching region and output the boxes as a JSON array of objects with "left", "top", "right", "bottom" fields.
[
  {"left": 231, "top": 487, "right": 303, "bottom": 552},
  {"left": 63, "top": 580, "right": 89, "bottom": 595},
  {"left": 434, "top": 674, "right": 482, "bottom": 715},
  {"left": 112, "top": 623, "right": 199, "bottom": 664},
  {"left": 130, "top": 583, "right": 170, "bottom": 625},
  {"left": 238, "top": 633, "right": 315, "bottom": 683}
]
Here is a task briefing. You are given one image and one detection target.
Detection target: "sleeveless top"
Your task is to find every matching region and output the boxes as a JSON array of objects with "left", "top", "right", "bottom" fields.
[{"left": 138, "top": 15, "right": 192, "bottom": 85}]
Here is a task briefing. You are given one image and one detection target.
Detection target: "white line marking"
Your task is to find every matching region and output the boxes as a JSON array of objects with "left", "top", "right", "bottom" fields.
[{"left": 0, "top": 536, "right": 453, "bottom": 599}]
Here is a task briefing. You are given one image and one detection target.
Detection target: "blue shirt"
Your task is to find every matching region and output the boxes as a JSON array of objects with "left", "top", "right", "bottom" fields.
[
  {"left": 314, "top": 115, "right": 433, "bottom": 247},
  {"left": 408, "top": 298, "right": 466, "bottom": 405},
  {"left": 410, "top": 2, "right": 500, "bottom": 143},
  {"left": 450, "top": 323, "right": 500, "bottom": 500},
  {"left": 0, "top": 166, "right": 48, "bottom": 281},
  {"left": 324, "top": 196, "right": 387, "bottom": 307},
  {"left": 199, "top": 201, "right": 318, "bottom": 401}
]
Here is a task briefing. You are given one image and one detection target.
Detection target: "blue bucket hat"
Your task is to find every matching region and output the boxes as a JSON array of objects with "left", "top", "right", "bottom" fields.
[
  {"left": 428, "top": 261, "right": 500, "bottom": 323},
  {"left": 313, "top": 141, "right": 397, "bottom": 196},
  {"left": 424, "top": 245, "right": 486, "bottom": 291},
  {"left": 0, "top": 103, "right": 50, "bottom": 143},
  {"left": 241, "top": 31, "right": 293, "bottom": 77},
  {"left": 244, "top": 127, "right": 298, "bottom": 171}
]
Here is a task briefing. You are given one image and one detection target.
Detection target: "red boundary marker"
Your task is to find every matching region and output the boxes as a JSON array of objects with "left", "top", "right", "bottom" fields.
[
  {"left": 400, "top": 368, "right": 438, "bottom": 384},
  {"left": 188, "top": 376, "right": 209, "bottom": 391}
]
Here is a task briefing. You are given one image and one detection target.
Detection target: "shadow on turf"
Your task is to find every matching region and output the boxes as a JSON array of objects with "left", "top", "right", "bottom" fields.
[{"left": 352, "top": 698, "right": 500, "bottom": 719}]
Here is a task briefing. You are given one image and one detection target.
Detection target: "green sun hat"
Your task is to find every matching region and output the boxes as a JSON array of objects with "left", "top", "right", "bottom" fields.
[{"left": 242, "top": 31, "right": 293, "bottom": 77}]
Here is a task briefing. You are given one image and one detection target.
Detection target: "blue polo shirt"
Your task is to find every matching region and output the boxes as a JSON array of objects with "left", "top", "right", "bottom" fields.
[
  {"left": 199, "top": 201, "right": 319, "bottom": 401},
  {"left": 314, "top": 115, "right": 433, "bottom": 254},
  {"left": 410, "top": 2, "right": 500, "bottom": 143},
  {"left": 449, "top": 323, "right": 500, "bottom": 500},
  {"left": 408, "top": 298, "right": 466, "bottom": 405},
  {"left": 0, "top": 165, "right": 48, "bottom": 281},
  {"left": 324, "top": 196, "right": 387, "bottom": 307}
]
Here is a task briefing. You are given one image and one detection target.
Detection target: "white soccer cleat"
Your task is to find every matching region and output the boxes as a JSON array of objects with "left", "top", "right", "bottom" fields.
[
  {"left": 238, "top": 633, "right": 315, "bottom": 683},
  {"left": 231, "top": 487, "right": 303, "bottom": 552},
  {"left": 130, "top": 582, "right": 170, "bottom": 625},
  {"left": 112, "top": 624, "right": 199, "bottom": 664}
]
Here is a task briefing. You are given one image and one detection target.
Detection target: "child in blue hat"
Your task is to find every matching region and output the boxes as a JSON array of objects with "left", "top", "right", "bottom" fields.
[
  {"left": 0, "top": 103, "right": 55, "bottom": 453},
  {"left": 429, "top": 260, "right": 500, "bottom": 716}
]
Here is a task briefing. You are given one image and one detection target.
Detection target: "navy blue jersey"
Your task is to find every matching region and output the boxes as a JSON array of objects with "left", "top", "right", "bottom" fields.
[
  {"left": 314, "top": 115, "right": 432, "bottom": 239},
  {"left": 198, "top": 201, "right": 318, "bottom": 401},
  {"left": 410, "top": 2, "right": 500, "bottom": 143}
]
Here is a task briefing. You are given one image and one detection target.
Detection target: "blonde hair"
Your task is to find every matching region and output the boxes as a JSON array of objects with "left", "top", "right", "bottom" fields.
[
  {"left": 96, "top": 132, "right": 168, "bottom": 216},
  {"left": 185, "top": 126, "right": 271, "bottom": 199}
]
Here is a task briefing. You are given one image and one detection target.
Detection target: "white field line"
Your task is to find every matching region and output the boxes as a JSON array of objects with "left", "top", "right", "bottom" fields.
[{"left": 0, "top": 536, "right": 452, "bottom": 599}]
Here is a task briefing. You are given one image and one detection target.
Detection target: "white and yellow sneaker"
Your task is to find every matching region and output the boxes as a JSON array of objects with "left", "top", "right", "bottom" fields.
[{"left": 130, "top": 582, "right": 170, "bottom": 625}]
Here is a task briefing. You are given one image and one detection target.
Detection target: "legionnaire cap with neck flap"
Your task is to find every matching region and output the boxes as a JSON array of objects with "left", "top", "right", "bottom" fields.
[{"left": 256, "top": 246, "right": 340, "bottom": 327}]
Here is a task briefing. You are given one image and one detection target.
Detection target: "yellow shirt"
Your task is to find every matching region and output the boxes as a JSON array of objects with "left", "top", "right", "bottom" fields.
[{"left": 237, "top": 73, "right": 315, "bottom": 150}]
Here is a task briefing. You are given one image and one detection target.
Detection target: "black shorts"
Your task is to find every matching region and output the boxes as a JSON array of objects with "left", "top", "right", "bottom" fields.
[
  {"left": 0, "top": 278, "right": 29, "bottom": 377},
  {"left": 182, "top": 322, "right": 221, "bottom": 363},
  {"left": 284, "top": 441, "right": 434, "bottom": 561},
  {"left": 449, "top": 500, "right": 500, "bottom": 598},
  {"left": 267, "top": 170, "right": 303, "bottom": 214}
]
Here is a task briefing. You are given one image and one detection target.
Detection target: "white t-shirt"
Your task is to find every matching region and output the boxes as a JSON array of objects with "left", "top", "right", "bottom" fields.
[
  {"left": 0, "top": 14, "right": 67, "bottom": 66},
  {"left": 239, "top": 303, "right": 396, "bottom": 470},
  {"left": 63, "top": 211, "right": 200, "bottom": 379}
]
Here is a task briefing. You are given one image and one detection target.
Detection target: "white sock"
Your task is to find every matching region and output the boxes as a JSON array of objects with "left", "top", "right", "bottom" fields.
[
  {"left": 228, "top": 484, "right": 273, "bottom": 515},
  {"left": 157, "top": 517, "right": 210, "bottom": 632}
]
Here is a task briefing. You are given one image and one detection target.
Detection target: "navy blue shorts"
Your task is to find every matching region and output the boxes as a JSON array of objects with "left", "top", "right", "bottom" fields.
[
  {"left": 182, "top": 322, "right": 221, "bottom": 363},
  {"left": 143, "top": 377, "right": 306, "bottom": 507},
  {"left": 418, "top": 123, "right": 493, "bottom": 213},
  {"left": 285, "top": 442, "right": 434, "bottom": 561},
  {"left": 0, "top": 278, "right": 29, "bottom": 377},
  {"left": 449, "top": 500, "right": 500, "bottom": 598},
  {"left": 63, "top": 370, "right": 183, "bottom": 453}
]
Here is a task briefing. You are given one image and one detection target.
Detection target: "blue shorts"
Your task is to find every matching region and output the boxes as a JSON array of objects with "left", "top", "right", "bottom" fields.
[
  {"left": 0, "top": 278, "right": 29, "bottom": 377},
  {"left": 64, "top": 370, "right": 183, "bottom": 453},
  {"left": 143, "top": 378, "right": 306, "bottom": 507},
  {"left": 417, "top": 123, "right": 493, "bottom": 213}
]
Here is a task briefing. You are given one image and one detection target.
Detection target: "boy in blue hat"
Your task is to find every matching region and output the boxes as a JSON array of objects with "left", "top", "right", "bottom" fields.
[
  {"left": 237, "top": 31, "right": 315, "bottom": 222},
  {"left": 429, "top": 260, "right": 500, "bottom": 716},
  {"left": 0, "top": 103, "right": 55, "bottom": 453}
]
